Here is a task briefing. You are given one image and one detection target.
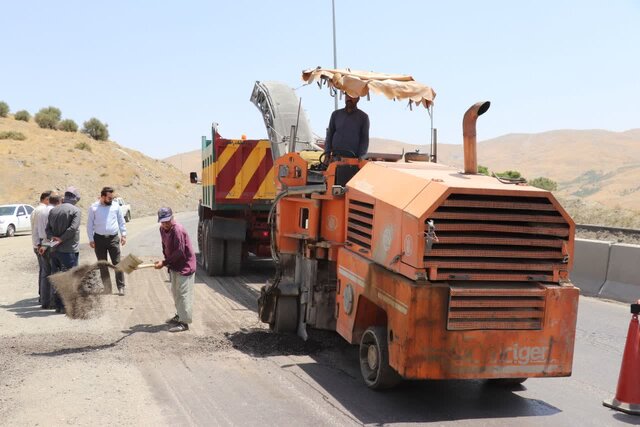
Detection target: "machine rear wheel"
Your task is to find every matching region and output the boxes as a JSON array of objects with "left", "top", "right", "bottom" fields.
[
  {"left": 273, "top": 296, "right": 298, "bottom": 333},
  {"left": 359, "top": 326, "right": 401, "bottom": 390}
]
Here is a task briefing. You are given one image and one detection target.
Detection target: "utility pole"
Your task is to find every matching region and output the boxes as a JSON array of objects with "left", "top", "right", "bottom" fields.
[{"left": 332, "top": 0, "right": 338, "bottom": 111}]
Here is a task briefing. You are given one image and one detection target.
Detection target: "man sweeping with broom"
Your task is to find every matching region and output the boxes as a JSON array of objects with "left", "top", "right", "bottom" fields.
[{"left": 154, "top": 207, "right": 196, "bottom": 333}]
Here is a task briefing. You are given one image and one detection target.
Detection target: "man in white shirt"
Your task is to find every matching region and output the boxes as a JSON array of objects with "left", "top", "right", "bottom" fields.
[
  {"left": 87, "top": 187, "right": 127, "bottom": 295},
  {"left": 31, "top": 191, "right": 55, "bottom": 308}
]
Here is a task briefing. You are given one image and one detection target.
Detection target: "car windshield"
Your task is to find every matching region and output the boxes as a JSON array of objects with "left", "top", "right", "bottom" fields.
[{"left": 0, "top": 206, "right": 16, "bottom": 216}]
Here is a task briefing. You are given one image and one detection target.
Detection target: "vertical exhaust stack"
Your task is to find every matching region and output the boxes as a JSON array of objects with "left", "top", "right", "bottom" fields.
[{"left": 463, "top": 101, "right": 491, "bottom": 174}]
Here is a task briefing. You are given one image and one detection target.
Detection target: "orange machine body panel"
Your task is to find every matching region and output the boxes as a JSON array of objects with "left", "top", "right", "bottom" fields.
[{"left": 336, "top": 249, "right": 579, "bottom": 379}]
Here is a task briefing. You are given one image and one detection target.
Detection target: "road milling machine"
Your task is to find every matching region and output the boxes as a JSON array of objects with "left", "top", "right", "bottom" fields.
[{"left": 258, "top": 68, "right": 579, "bottom": 389}]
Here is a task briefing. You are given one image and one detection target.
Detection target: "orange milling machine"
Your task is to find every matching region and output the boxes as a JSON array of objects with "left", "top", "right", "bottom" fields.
[{"left": 258, "top": 68, "right": 579, "bottom": 389}]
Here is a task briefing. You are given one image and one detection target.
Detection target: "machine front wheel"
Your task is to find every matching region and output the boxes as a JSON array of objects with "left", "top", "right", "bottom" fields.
[
  {"left": 359, "top": 326, "right": 401, "bottom": 390},
  {"left": 273, "top": 296, "right": 298, "bottom": 333}
]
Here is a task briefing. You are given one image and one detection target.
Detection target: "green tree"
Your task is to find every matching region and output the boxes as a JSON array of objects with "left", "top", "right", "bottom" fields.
[
  {"left": 0, "top": 101, "right": 9, "bottom": 118},
  {"left": 477, "top": 165, "right": 490, "bottom": 176},
  {"left": 81, "top": 117, "right": 109, "bottom": 141},
  {"left": 495, "top": 170, "right": 522, "bottom": 179},
  {"left": 34, "top": 106, "right": 62, "bottom": 129},
  {"left": 58, "top": 119, "right": 78, "bottom": 132},
  {"left": 529, "top": 177, "right": 558, "bottom": 191},
  {"left": 14, "top": 110, "right": 31, "bottom": 122}
]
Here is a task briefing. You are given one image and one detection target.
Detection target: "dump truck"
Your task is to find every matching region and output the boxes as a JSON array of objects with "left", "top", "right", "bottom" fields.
[
  {"left": 258, "top": 68, "right": 579, "bottom": 389},
  {"left": 193, "top": 81, "right": 318, "bottom": 275}
]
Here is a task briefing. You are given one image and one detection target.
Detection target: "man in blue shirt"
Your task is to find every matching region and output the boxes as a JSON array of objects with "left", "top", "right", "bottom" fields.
[
  {"left": 324, "top": 94, "right": 370, "bottom": 158},
  {"left": 87, "top": 187, "right": 127, "bottom": 295}
]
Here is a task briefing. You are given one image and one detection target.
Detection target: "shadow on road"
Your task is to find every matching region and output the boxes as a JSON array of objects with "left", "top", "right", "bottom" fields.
[
  {"left": 226, "top": 328, "right": 562, "bottom": 424},
  {"left": 0, "top": 297, "right": 60, "bottom": 318},
  {"left": 30, "top": 323, "right": 166, "bottom": 357}
]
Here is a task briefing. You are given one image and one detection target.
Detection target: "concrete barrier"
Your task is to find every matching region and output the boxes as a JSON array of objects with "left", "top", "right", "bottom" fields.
[
  {"left": 599, "top": 243, "right": 640, "bottom": 303},
  {"left": 571, "top": 239, "right": 612, "bottom": 297}
]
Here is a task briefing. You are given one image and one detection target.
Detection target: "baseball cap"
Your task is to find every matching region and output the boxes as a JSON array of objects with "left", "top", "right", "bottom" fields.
[
  {"left": 64, "top": 186, "right": 81, "bottom": 202},
  {"left": 157, "top": 207, "right": 173, "bottom": 222}
]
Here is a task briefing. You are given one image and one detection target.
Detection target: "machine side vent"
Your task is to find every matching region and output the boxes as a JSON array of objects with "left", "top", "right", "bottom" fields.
[
  {"left": 347, "top": 199, "right": 374, "bottom": 249},
  {"left": 448, "top": 284, "right": 545, "bottom": 330},
  {"left": 425, "top": 193, "right": 571, "bottom": 282}
]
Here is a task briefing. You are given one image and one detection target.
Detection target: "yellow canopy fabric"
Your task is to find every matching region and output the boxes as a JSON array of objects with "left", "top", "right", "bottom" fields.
[{"left": 302, "top": 67, "right": 436, "bottom": 108}]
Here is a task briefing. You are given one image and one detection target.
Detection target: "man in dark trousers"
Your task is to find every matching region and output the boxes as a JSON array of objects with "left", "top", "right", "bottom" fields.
[
  {"left": 324, "top": 94, "right": 370, "bottom": 158},
  {"left": 87, "top": 187, "right": 127, "bottom": 295},
  {"left": 153, "top": 207, "right": 196, "bottom": 333},
  {"left": 45, "top": 186, "right": 82, "bottom": 313}
]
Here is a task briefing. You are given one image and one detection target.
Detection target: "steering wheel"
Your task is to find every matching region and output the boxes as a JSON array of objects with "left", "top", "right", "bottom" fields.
[{"left": 319, "top": 149, "right": 358, "bottom": 167}]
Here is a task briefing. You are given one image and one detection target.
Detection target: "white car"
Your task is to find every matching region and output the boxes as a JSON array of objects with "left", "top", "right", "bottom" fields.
[
  {"left": 115, "top": 197, "right": 132, "bottom": 222},
  {"left": 0, "top": 204, "right": 35, "bottom": 237}
]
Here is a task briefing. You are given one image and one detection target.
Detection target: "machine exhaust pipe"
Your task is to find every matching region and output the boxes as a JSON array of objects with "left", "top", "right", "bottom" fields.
[{"left": 463, "top": 101, "right": 491, "bottom": 174}]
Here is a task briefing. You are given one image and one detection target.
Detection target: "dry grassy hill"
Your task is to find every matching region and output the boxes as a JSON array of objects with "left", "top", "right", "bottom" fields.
[{"left": 0, "top": 116, "right": 199, "bottom": 217}]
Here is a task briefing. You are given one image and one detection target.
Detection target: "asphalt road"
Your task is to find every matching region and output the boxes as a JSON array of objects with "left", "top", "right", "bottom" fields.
[{"left": 1, "top": 211, "right": 638, "bottom": 426}]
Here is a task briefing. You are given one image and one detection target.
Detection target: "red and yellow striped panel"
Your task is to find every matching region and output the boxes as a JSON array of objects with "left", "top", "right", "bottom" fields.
[{"left": 214, "top": 139, "right": 276, "bottom": 203}]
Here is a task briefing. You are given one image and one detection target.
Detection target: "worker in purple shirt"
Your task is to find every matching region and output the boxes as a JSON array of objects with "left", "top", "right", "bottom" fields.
[
  {"left": 154, "top": 207, "right": 196, "bottom": 332},
  {"left": 324, "top": 94, "right": 370, "bottom": 158}
]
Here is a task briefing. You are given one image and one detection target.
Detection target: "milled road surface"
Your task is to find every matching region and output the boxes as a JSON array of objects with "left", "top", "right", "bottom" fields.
[{"left": 0, "top": 212, "right": 637, "bottom": 426}]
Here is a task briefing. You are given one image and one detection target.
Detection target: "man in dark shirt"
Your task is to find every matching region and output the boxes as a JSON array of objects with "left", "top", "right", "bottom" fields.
[
  {"left": 324, "top": 94, "right": 370, "bottom": 158},
  {"left": 154, "top": 207, "right": 196, "bottom": 332},
  {"left": 45, "top": 186, "right": 82, "bottom": 313}
]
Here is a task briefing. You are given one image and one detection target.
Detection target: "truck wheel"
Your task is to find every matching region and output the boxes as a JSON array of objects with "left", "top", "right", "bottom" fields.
[
  {"left": 197, "top": 221, "right": 204, "bottom": 254},
  {"left": 359, "top": 326, "right": 401, "bottom": 390},
  {"left": 200, "top": 222, "right": 210, "bottom": 271},
  {"left": 273, "top": 296, "right": 298, "bottom": 333},
  {"left": 6, "top": 225, "right": 15, "bottom": 237},
  {"left": 206, "top": 236, "right": 225, "bottom": 276},
  {"left": 224, "top": 240, "right": 242, "bottom": 276},
  {"left": 125, "top": 212, "right": 131, "bottom": 222}
]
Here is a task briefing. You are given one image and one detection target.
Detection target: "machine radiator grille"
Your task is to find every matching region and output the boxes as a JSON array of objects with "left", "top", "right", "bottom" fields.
[
  {"left": 425, "top": 193, "right": 571, "bottom": 282},
  {"left": 347, "top": 199, "right": 374, "bottom": 249},
  {"left": 447, "top": 284, "right": 545, "bottom": 330}
]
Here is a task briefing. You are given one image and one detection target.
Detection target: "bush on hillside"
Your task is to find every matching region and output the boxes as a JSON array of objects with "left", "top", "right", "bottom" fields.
[
  {"left": 81, "top": 117, "right": 109, "bottom": 141},
  {"left": 529, "top": 177, "right": 558, "bottom": 191},
  {"left": 34, "top": 106, "right": 62, "bottom": 129},
  {"left": 0, "top": 131, "right": 26, "bottom": 141},
  {"left": 58, "top": 119, "right": 78, "bottom": 132},
  {"left": 14, "top": 110, "right": 30, "bottom": 122},
  {"left": 0, "top": 101, "right": 9, "bottom": 118},
  {"left": 74, "top": 141, "right": 92, "bottom": 152},
  {"left": 495, "top": 170, "right": 523, "bottom": 179}
]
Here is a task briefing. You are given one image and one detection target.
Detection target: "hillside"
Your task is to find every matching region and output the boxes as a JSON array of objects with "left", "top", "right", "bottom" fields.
[{"left": 0, "top": 116, "right": 199, "bottom": 217}]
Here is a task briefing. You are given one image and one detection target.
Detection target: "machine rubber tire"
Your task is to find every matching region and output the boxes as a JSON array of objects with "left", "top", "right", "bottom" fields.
[
  {"left": 359, "top": 326, "right": 401, "bottom": 390},
  {"left": 224, "top": 240, "right": 242, "bottom": 276},
  {"left": 125, "top": 212, "right": 131, "bottom": 222},
  {"left": 6, "top": 225, "right": 15, "bottom": 237},
  {"left": 206, "top": 236, "right": 225, "bottom": 276},
  {"left": 487, "top": 378, "right": 527, "bottom": 387},
  {"left": 273, "top": 296, "right": 298, "bottom": 333}
]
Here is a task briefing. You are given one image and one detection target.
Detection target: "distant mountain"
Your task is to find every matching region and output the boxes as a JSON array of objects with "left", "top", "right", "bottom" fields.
[{"left": 0, "top": 116, "right": 199, "bottom": 216}]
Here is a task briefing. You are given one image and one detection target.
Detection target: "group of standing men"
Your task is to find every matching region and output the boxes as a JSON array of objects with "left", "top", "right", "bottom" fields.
[
  {"left": 30, "top": 187, "right": 195, "bottom": 333},
  {"left": 31, "top": 186, "right": 127, "bottom": 313}
]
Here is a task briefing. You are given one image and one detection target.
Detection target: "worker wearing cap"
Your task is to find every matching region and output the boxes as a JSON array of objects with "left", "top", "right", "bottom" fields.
[
  {"left": 324, "top": 94, "right": 370, "bottom": 158},
  {"left": 45, "top": 186, "right": 82, "bottom": 313},
  {"left": 154, "top": 207, "right": 196, "bottom": 332}
]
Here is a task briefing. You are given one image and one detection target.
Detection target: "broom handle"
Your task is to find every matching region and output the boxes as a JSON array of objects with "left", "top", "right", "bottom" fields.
[{"left": 136, "top": 263, "right": 157, "bottom": 270}]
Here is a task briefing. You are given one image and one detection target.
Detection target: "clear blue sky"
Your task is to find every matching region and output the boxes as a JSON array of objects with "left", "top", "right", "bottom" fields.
[{"left": 1, "top": 1, "right": 638, "bottom": 159}]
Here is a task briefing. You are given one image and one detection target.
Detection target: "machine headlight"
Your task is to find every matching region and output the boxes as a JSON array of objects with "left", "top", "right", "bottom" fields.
[{"left": 0, "top": 218, "right": 5, "bottom": 224}]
